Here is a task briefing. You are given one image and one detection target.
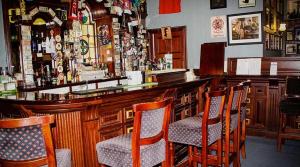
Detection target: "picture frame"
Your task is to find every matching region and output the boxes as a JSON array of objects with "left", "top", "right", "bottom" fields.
[
  {"left": 295, "top": 28, "right": 300, "bottom": 41},
  {"left": 286, "top": 44, "right": 297, "bottom": 55},
  {"left": 297, "top": 44, "right": 300, "bottom": 54},
  {"left": 210, "top": 0, "right": 227, "bottom": 9},
  {"left": 286, "top": 31, "right": 293, "bottom": 41},
  {"left": 227, "top": 12, "right": 262, "bottom": 45},
  {"left": 239, "top": 0, "right": 256, "bottom": 8}
]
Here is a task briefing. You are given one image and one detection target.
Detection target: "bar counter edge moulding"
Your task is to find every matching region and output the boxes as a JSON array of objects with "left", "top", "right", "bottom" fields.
[{"left": 227, "top": 11, "right": 262, "bottom": 45}]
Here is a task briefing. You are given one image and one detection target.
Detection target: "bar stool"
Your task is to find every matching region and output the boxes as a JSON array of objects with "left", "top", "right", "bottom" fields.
[
  {"left": 168, "top": 89, "right": 227, "bottom": 167},
  {"left": 223, "top": 85, "right": 243, "bottom": 167},
  {"left": 239, "top": 80, "right": 250, "bottom": 159},
  {"left": 277, "top": 76, "right": 300, "bottom": 151},
  {"left": 0, "top": 115, "right": 71, "bottom": 167},
  {"left": 96, "top": 98, "right": 173, "bottom": 167}
]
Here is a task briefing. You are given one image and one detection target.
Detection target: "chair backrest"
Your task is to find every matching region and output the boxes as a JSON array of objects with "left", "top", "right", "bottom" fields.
[
  {"left": 131, "top": 98, "right": 173, "bottom": 166},
  {"left": 285, "top": 76, "right": 300, "bottom": 98},
  {"left": 240, "top": 80, "right": 251, "bottom": 105},
  {"left": 224, "top": 85, "right": 243, "bottom": 134},
  {"left": 0, "top": 115, "right": 56, "bottom": 167},
  {"left": 201, "top": 89, "right": 227, "bottom": 141}
]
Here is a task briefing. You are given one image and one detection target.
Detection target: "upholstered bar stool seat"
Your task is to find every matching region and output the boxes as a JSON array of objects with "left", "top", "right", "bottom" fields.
[
  {"left": 168, "top": 116, "right": 222, "bottom": 147},
  {"left": 96, "top": 98, "right": 173, "bottom": 167},
  {"left": 50, "top": 149, "right": 71, "bottom": 167},
  {"left": 96, "top": 133, "right": 165, "bottom": 167}
]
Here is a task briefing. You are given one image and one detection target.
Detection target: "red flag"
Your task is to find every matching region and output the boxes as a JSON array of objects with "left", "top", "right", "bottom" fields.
[{"left": 159, "top": 0, "right": 181, "bottom": 14}]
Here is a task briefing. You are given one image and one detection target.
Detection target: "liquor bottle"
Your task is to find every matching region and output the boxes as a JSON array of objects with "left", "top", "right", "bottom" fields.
[
  {"left": 41, "top": 32, "right": 46, "bottom": 53},
  {"left": 31, "top": 31, "right": 37, "bottom": 53},
  {"left": 45, "top": 65, "right": 51, "bottom": 86},
  {"left": 67, "top": 66, "right": 72, "bottom": 84},
  {"left": 37, "top": 32, "right": 42, "bottom": 53},
  {"left": 51, "top": 68, "right": 58, "bottom": 85}
]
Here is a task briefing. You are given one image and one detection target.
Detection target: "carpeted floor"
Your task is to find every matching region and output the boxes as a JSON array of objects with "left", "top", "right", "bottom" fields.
[{"left": 241, "top": 136, "right": 300, "bottom": 167}]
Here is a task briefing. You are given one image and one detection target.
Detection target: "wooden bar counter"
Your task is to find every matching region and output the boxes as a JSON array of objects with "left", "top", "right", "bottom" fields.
[{"left": 0, "top": 77, "right": 210, "bottom": 167}]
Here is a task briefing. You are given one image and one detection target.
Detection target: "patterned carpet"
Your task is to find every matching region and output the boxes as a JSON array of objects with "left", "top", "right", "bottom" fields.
[{"left": 241, "top": 136, "right": 300, "bottom": 167}]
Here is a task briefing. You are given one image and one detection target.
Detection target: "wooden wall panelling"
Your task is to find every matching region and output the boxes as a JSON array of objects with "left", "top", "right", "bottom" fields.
[
  {"left": 199, "top": 42, "right": 226, "bottom": 76},
  {"left": 227, "top": 57, "right": 300, "bottom": 76}
]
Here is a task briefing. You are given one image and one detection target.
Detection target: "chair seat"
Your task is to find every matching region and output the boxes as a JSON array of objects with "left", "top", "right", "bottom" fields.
[
  {"left": 41, "top": 149, "right": 71, "bottom": 167},
  {"left": 96, "top": 133, "right": 165, "bottom": 167},
  {"left": 168, "top": 116, "right": 222, "bottom": 147}
]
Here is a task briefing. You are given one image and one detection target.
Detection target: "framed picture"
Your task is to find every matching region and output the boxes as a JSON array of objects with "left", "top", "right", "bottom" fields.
[
  {"left": 295, "top": 28, "right": 300, "bottom": 40},
  {"left": 210, "top": 0, "right": 227, "bottom": 9},
  {"left": 297, "top": 44, "right": 300, "bottom": 54},
  {"left": 286, "top": 31, "right": 293, "bottom": 41},
  {"left": 286, "top": 44, "right": 297, "bottom": 55},
  {"left": 239, "top": 0, "right": 256, "bottom": 8},
  {"left": 227, "top": 12, "right": 262, "bottom": 45}
]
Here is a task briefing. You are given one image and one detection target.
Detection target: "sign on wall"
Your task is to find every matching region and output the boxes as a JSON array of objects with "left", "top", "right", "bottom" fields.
[{"left": 210, "top": 15, "right": 226, "bottom": 38}]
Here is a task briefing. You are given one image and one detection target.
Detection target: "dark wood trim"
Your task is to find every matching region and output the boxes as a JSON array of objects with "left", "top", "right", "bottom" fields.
[{"left": 227, "top": 57, "right": 300, "bottom": 76}]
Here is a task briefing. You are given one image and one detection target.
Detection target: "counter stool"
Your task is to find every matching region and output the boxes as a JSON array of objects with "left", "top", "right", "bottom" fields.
[
  {"left": 277, "top": 76, "right": 300, "bottom": 152},
  {"left": 223, "top": 85, "right": 243, "bottom": 167},
  {"left": 0, "top": 115, "right": 71, "bottom": 167},
  {"left": 239, "top": 80, "right": 250, "bottom": 159},
  {"left": 277, "top": 98, "right": 300, "bottom": 151},
  {"left": 168, "top": 89, "right": 227, "bottom": 167},
  {"left": 96, "top": 98, "right": 173, "bottom": 167}
]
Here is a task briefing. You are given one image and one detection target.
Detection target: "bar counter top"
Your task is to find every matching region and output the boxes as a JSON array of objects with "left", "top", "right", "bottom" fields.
[{"left": 0, "top": 77, "right": 211, "bottom": 104}]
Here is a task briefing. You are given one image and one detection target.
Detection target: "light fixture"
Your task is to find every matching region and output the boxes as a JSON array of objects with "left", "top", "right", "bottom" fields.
[
  {"left": 279, "top": 23, "right": 286, "bottom": 32},
  {"left": 33, "top": 18, "right": 46, "bottom": 25}
]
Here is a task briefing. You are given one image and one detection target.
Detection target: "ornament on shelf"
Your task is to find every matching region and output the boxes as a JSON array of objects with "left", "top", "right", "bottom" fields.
[{"left": 68, "top": 0, "right": 79, "bottom": 20}]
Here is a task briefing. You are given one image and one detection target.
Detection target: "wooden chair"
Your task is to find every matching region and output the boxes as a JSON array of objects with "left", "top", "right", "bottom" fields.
[
  {"left": 239, "top": 80, "right": 251, "bottom": 159},
  {"left": 277, "top": 77, "right": 300, "bottom": 152},
  {"left": 96, "top": 98, "right": 173, "bottom": 167},
  {"left": 0, "top": 115, "right": 71, "bottom": 167},
  {"left": 168, "top": 89, "right": 227, "bottom": 167},
  {"left": 223, "top": 85, "right": 243, "bottom": 167}
]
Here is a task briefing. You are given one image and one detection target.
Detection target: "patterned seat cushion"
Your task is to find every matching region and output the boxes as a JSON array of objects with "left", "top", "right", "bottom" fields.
[
  {"left": 96, "top": 133, "right": 165, "bottom": 167},
  {"left": 41, "top": 149, "right": 72, "bottom": 167},
  {"left": 168, "top": 116, "right": 222, "bottom": 147},
  {"left": 0, "top": 125, "right": 46, "bottom": 161},
  {"left": 241, "top": 106, "right": 246, "bottom": 121}
]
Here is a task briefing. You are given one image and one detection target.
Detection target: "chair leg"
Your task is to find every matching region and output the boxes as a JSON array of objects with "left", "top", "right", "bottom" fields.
[
  {"left": 162, "top": 141, "right": 170, "bottom": 167},
  {"left": 241, "top": 120, "right": 246, "bottom": 159},
  {"left": 170, "top": 142, "right": 174, "bottom": 167},
  {"left": 233, "top": 129, "right": 240, "bottom": 167},
  {"left": 188, "top": 145, "right": 193, "bottom": 167},
  {"left": 277, "top": 113, "right": 283, "bottom": 152}
]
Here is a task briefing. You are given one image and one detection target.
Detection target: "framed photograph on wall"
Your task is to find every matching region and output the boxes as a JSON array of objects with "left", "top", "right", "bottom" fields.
[
  {"left": 239, "top": 0, "right": 256, "bottom": 8},
  {"left": 227, "top": 12, "right": 262, "bottom": 45},
  {"left": 286, "top": 44, "right": 297, "bottom": 55},
  {"left": 286, "top": 31, "right": 293, "bottom": 41},
  {"left": 297, "top": 44, "right": 300, "bottom": 54},
  {"left": 210, "top": 0, "right": 227, "bottom": 9},
  {"left": 295, "top": 28, "right": 300, "bottom": 40}
]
